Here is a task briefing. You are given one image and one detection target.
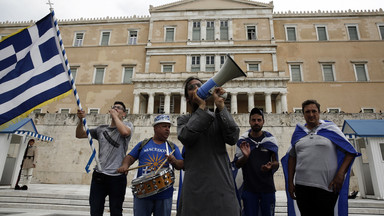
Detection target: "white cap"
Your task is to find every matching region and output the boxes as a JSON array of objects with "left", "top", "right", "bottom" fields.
[{"left": 153, "top": 114, "right": 171, "bottom": 126}]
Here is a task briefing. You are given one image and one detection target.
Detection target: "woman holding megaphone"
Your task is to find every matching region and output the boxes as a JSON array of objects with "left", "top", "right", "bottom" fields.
[{"left": 176, "top": 76, "right": 241, "bottom": 216}]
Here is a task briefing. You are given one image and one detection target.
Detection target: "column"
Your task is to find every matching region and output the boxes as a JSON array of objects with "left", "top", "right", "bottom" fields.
[
  {"left": 215, "top": 19, "right": 220, "bottom": 40},
  {"left": 164, "top": 92, "right": 171, "bottom": 114},
  {"left": 228, "top": 19, "right": 233, "bottom": 40},
  {"left": 201, "top": 20, "right": 206, "bottom": 40},
  {"left": 180, "top": 93, "right": 187, "bottom": 114},
  {"left": 231, "top": 92, "right": 238, "bottom": 114},
  {"left": 264, "top": 92, "right": 272, "bottom": 114},
  {"left": 188, "top": 20, "right": 193, "bottom": 41},
  {"left": 201, "top": 54, "right": 206, "bottom": 72},
  {"left": 145, "top": 55, "right": 150, "bottom": 73},
  {"left": 147, "top": 92, "right": 154, "bottom": 114},
  {"left": 281, "top": 92, "right": 288, "bottom": 113},
  {"left": 133, "top": 92, "right": 140, "bottom": 114},
  {"left": 272, "top": 53, "right": 278, "bottom": 72},
  {"left": 247, "top": 92, "right": 255, "bottom": 112},
  {"left": 215, "top": 55, "right": 221, "bottom": 71},
  {"left": 186, "top": 54, "right": 191, "bottom": 72},
  {"left": 276, "top": 96, "right": 282, "bottom": 114}
]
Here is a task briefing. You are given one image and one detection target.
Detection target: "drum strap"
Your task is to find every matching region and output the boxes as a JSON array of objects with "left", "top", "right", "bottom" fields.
[
  {"left": 137, "top": 138, "right": 176, "bottom": 173},
  {"left": 139, "top": 138, "right": 175, "bottom": 152}
]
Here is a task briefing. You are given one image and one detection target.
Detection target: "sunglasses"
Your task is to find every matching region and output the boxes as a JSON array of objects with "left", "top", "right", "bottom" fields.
[
  {"left": 111, "top": 105, "right": 125, "bottom": 111},
  {"left": 187, "top": 83, "right": 202, "bottom": 91}
]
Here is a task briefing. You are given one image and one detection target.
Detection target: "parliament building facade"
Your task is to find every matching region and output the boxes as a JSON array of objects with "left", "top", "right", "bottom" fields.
[{"left": 1, "top": 0, "right": 384, "bottom": 115}]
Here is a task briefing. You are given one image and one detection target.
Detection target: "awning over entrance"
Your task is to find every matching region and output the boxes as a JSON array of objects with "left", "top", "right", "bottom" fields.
[
  {"left": 0, "top": 118, "right": 53, "bottom": 142},
  {"left": 342, "top": 119, "right": 384, "bottom": 137}
]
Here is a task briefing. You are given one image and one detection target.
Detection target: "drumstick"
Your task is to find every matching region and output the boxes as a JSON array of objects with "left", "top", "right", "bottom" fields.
[
  {"left": 155, "top": 149, "right": 175, "bottom": 175},
  {"left": 127, "top": 164, "right": 148, "bottom": 171}
]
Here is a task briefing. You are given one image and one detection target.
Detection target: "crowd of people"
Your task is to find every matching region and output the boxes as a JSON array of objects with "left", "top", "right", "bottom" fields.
[{"left": 70, "top": 76, "right": 357, "bottom": 216}]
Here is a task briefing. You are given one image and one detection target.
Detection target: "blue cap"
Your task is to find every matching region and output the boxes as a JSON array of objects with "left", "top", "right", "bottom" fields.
[{"left": 153, "top": 114, "right": 171, "bottom": 126}]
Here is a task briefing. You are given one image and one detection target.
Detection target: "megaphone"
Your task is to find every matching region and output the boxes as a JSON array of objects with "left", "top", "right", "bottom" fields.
[{"left": 197, "top": 54, "right": 246, "bottom": 100}]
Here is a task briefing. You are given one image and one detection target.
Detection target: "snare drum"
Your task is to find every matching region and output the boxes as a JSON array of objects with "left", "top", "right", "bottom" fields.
[{"left": 131, "top": 168, "right": 175, "bottom": 198}]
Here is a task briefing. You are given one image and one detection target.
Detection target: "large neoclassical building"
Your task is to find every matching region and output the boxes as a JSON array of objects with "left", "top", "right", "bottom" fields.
[{"left": 1, "top": 0, "right": 384, "bottom": 115}]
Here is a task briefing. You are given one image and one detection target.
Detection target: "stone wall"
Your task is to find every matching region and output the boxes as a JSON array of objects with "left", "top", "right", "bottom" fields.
[{"left": 30, "top": 112, "right": 383, "bottom": 191}]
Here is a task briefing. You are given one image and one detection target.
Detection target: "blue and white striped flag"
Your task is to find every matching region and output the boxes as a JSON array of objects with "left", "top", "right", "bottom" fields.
[{"left": 0, "top": 13, "right": 72, "bottom": 128}]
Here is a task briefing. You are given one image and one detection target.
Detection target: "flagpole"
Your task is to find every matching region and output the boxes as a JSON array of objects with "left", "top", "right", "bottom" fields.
[{"left": 50, "top": 9, "right": 101, "bottom": 172}]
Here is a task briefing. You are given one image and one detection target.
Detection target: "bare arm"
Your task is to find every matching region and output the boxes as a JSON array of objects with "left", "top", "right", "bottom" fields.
[
  {"left": 288, "top": 155, "right": 296, "bottom": 199},
  {"left": 328, "top": 152, "right": 355, "bottom": 193},
  {"left": 76, "top": 109, "right": 87, "bottom": 138},
  {"left": 261, "top": 152, "right": 279, "bottom": 172},
  {"left": 110, "top": 109, "right": 131, "bottom": 137},
  {"left": 117, "top": 155, "right": 136, "bottom": 174},
  {"left": 167, "top": 154, "right": 184, "bottom": 170}
]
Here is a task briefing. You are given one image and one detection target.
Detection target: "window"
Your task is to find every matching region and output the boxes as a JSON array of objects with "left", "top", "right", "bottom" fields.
[
  {"left": 0, "top": 34, "right": 7, "bottom": 40},
  {"left": 74, "top": 32, "right": 84, "bottom": 46},
  {"left": 293, "top": 108, "right": 302, "bottom": 113},
  {"left": 347, "top": 25, "right": 359, "bottom": 40},
  {"left": 290, "top": 64, "right": 302, "bottom": 82},
  {"left": 162, "top": 65, "right": 173, "bottom": 73},
  {"left": 380, "top": 143, "right": 384, "bottom": 161},
  {"left": 285, "top": 26, "right": 297, "bottom": 41},
  {"left": 165, "top": 27, "right": 175, "bottom": 42},
  {"left": 128, "top": 30, "right": 137, "bottom": 45},
  {"left": 206, "top": 21, "right": 215, "bottom": 41},
  {"left": 159, "top": 96, "right": 175, "bottom": 114},
  {"left": 94, "top": 68, "right": 105, "bottom": 84},
  {"left": 316, "top": 25, "right": 328, "bottom": 41},
  {"left": 362, "top": 108, "right": 374, "bottom": 113},
  {"left": 220, "top": 21, "right": 228, "bottom": 40},
  {"left": 60, "top": 108, "right": 70, "bottom": 114},
  {"left": 191, "top": 56, "right": 200, "bottom": 72},
  {"left": 33, "top": 109, "right": 42, "bottom": 114},
  {"left": 322, "top": 64, "right": 335, "bottom": 81},
  {"left": 378, "top": 24, "right": 384, "bottom": 40},
  {"left": 248, "top": 63, "right": 259, "bottom": 71},
  {"left": 70, "top": 67, "right": 77, "bottom": 82},
  {"left": 123, "top": 67, "right": 133, "bottom": 83},
  {"left": 100, "top": 31, "right": 111, "bottom": 46},
  {"left": 89, "top": 108, "right": 99, "bottom": 114},
  {"left": 354, "top": 64, "right": 368, "bottom": 81},
  {"left": 247, "top": 26, "right": 257, "bottom": 40},
  {"left": 206, "top": 55, "right": 215, "bottom": 72},
  {"left": 220, "top": 55, "right": 227, "bottom": 67},
  {"left": 327, "top": 108, "right": 340, "bottom": 113},
  {"left": 192, "top": 21, "right": 201, "bottom": 41}
]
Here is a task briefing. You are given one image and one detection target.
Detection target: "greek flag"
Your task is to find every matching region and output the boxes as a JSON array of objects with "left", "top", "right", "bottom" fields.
[{"left": 0, "top": 12, "right": 72, "bottom": 128}]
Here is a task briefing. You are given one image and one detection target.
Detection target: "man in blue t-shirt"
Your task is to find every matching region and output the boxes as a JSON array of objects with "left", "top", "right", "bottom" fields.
[
  {"left": 234, "top": 108, "right": 279, "bottom": 216},
  {"left": 118, "top": 114, "right": 183, "bottom": 216}
]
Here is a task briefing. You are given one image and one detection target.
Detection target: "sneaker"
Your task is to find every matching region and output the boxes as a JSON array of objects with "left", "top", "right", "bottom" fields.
[
  {"left": 21, "top": 185, "right": 28, "bottom": 190},
  {"left": 14, "top": 185, "right": 21, "bottom": 190}
]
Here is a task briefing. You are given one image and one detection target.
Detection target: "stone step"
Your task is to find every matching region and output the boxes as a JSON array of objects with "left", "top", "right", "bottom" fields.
[{"left": 1, "top": 185, "right": 383, "bottom": 216}]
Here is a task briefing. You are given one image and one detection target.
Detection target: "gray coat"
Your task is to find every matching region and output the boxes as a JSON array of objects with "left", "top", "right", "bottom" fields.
[{"left": 177, "top": 108, "right": 240, "bottom": 216}]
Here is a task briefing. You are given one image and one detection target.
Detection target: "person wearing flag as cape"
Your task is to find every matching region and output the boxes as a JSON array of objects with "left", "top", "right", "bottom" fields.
[
  {"left": 283, "top": 99, "right": 359, "bottom": 216},
  {"left": 233, "top": 107, "right": 279, "bottom": 216},
  {"left": 177, "top": 76, "right": 240, "bottom": 216},
  {"left": 76, "top": 101, "right": 134, "bottom": 216}
]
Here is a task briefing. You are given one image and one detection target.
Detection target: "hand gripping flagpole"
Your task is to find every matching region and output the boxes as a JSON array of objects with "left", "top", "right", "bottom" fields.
[{"left": 51, "top": 10, "right": 101, "bottom": 172}]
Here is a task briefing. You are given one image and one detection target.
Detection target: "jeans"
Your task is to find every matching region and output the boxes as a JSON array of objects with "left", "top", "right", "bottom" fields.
[
  {"left": 89, "top": 171, "right": 127, "bottom": 216},
  {"left": 242, "top": 190, "right": 276, "bottom": 216},
  {"left": 133, "top": 196, "right": 173, "bottom": 216}
]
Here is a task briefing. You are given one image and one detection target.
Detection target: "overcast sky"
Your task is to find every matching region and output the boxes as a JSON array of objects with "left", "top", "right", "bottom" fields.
[{"left": 0, "top": 0, "right": 382, "bottom": 22}]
